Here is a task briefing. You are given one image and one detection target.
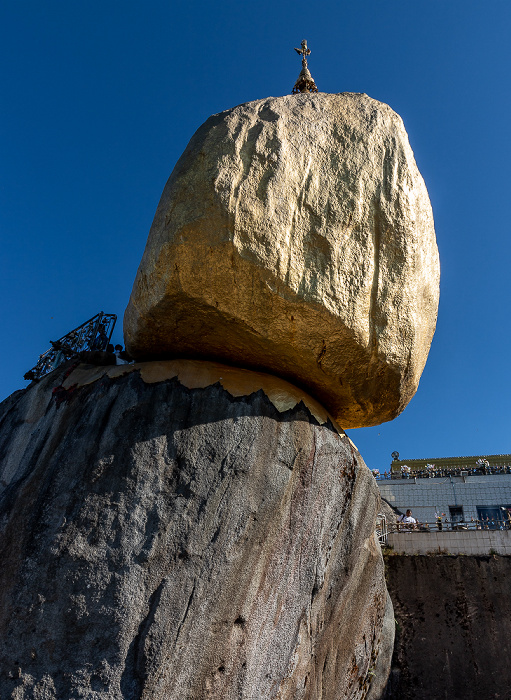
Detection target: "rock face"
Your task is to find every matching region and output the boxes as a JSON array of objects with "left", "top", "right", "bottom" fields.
[
  {"left": 0, "top": 360, "right": 392, "bottom": 699},
  {"left": 124, "top": 92, "right": 439, "bottom": 428}
]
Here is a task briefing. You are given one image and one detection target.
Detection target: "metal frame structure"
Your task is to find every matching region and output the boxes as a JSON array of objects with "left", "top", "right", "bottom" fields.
[{"left": 24, "top": 312, "right": 117, "bottom": 381}]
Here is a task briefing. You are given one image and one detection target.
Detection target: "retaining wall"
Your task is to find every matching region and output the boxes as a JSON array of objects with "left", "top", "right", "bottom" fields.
[
  {"left": 386, "top": 529, "right": 511, "bottom": 555},
  {"left": 384, "top": 555, "right": 511, "bottom": 700}
]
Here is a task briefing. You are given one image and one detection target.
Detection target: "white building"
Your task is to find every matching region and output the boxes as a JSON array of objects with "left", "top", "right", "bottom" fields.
[{"left": 378, "top": 454, "right": 511, "bottom": 527}]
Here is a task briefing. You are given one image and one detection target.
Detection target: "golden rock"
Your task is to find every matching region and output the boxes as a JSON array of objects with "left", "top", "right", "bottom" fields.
[{"left": 124, "top": 93, "right": 440, "bottom": 428}]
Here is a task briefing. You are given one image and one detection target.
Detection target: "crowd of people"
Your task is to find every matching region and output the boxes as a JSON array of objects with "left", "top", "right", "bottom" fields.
[{"left": 377, "top": 465, "right": 511, "bottom": 480}]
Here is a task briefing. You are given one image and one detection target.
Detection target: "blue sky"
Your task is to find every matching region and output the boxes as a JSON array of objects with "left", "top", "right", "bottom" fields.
[{"left": 1, "top": 1, "right": 510, "bottom": 471}]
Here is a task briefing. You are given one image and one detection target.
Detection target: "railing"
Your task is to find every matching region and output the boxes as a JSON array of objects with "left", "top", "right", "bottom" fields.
[
  {"left": 24, "top": 312, "right": 117, "bottom": 381},
  {"left": 375, "top": 466, "right": 511, "bottom": 480},
  {"left": 375, "top": 513, "right": 387, "bottom": 546},
  {"left": 388, "top": 520, "right": 511, "bottom": 534}
]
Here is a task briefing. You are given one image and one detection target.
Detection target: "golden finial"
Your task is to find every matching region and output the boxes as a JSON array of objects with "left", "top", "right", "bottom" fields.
[{"left": 292, "top": 40, "right": 318, "bottom": 94}]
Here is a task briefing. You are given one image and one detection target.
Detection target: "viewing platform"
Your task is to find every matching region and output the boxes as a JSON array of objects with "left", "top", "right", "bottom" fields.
[{"left": 376, "top": 453, "right": 511, "bottom": 542}]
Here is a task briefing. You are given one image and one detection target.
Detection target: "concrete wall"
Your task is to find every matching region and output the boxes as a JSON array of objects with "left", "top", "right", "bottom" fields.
[
  {"left": 384, "top": 555, "right": 511, "bottom": 700},
  {"left": 387, "top": 529, "right": 511, "bottom": 555},
  {"left": 378, "top": 472, "right": 511, "bottom": 524}
]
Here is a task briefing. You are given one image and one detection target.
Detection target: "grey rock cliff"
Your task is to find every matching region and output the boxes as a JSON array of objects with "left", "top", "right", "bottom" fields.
[
  {"left": 124, "top": 92, "right": 439, "bottom": 428},
  {"left": 0, "top": 360, "right": 392, "bottom": 699}
]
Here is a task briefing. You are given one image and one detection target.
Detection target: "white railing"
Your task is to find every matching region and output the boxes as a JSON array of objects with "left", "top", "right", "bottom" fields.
[{"left": 375, "top": 513, "right": 387, "bottom": 546}]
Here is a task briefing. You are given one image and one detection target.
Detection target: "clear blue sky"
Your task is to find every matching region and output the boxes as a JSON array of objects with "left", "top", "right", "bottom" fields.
[{"left": 1, "top": 1, "right": 510, "bottom": 471}]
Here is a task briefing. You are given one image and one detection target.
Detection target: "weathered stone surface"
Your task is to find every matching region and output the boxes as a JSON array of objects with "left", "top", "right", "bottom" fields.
[
  {"left": 0, "top": 360, "right": 392, "bottom": 699},
  {"left": 124, "top": 92, "right": 439, "bottom": 428}
]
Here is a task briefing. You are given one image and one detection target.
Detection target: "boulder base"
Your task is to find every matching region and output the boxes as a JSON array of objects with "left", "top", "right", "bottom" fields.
[
  {"left": 0, "top": 360, "right": 392, "bottom": 699},
  {"left": 124, "top": 92, "right": 439, "bottom": 428}
]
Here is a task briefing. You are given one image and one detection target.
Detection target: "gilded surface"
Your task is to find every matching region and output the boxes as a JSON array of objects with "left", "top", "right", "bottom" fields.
[
  {"left": 124, "top": 92, "right": 440, "bottom": 428},
  {"left": 62, "top": 359, "right": 340, "bottom": 429}
]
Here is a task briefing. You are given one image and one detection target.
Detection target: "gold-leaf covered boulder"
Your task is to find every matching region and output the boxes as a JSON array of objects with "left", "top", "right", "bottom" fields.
[{"left": 124, "top": 93, "right": 439, "bottom": 428}]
